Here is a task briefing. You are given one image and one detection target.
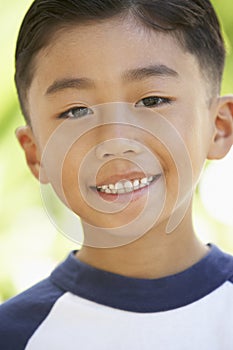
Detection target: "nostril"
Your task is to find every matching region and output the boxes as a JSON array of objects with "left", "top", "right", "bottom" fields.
[
  {"left": 103, "top": 153, "right": 114, "bottom": 158},
  {"left": 103, "top": 150, "right": 134, "bottom": 157},
  {"left": 123, "top": 150, "right": 135, "bottom": 154},
  {"left": 95, "top": 139, "right": 142, "bottom": 160}
]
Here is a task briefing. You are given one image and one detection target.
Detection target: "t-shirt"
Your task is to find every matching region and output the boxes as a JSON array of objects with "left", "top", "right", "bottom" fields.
[{"left": 0, "top": 244, "right": 233, "bottom": 350}]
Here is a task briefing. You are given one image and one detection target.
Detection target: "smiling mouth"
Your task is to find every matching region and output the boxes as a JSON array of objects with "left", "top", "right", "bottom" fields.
[{"left": 95, "top": 174, "right": 161, "bottom": 195}]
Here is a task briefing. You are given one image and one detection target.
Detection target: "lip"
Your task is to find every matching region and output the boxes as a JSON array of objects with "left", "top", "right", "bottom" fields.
[
  {"left": 90, "top": 173, "right": 162, "bottom": 203},
  {"left": 93, "top": 171, "right": 158, "bottom": 188}
]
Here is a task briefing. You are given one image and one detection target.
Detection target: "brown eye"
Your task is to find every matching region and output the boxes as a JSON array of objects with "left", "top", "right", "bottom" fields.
[
  {"left": 135, "top": 96, "right": 171, "bottom": 108},
  {"left": 58, "top": 107, "right": 93, "bottom": 119}
]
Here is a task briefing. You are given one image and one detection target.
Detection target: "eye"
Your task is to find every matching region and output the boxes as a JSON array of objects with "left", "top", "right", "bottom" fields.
[
  {"left": 135, "top": 96, "right": 172, "bottom": 108},
  {"left": 58, "top": 106, "right": 94, "bottom": 119}
]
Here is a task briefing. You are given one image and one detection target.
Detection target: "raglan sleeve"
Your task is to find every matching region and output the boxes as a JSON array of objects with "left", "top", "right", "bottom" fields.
[{"left": 0, "top": 278, "right": 64, "bottom": 350}]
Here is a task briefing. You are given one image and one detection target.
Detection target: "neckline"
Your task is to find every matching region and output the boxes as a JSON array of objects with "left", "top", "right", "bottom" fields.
[{"left": 50, "top": 244, "right": 233, "bottom": 313}]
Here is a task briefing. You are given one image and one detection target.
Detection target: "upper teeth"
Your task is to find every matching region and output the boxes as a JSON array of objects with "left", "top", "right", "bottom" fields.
[{"left": 97, "top": 176, "right": 156, "bottom": 194}]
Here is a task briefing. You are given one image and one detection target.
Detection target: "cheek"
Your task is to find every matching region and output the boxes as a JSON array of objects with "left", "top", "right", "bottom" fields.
[
  {"left": 167, "top": 105, "right": 213, "bottom": 179},
  {"left": 38, "top": 128, "right": 88, "bottom": 211},
  {"left": 61, "top": 146, "right": 86, "bottom": 192},
  {"left": 183, "top": 125, "right": 212, "bottom": 180}
]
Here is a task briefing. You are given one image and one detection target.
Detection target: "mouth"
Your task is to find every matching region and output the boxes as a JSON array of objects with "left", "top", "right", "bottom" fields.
[{"left": 92, "top": 174, "right": 161, "bottom": 195}]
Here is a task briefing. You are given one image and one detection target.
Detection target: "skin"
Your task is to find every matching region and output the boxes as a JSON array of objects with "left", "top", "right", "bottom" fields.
[{"left": 16, "top": 16, "right": 233, "bottom": 279}]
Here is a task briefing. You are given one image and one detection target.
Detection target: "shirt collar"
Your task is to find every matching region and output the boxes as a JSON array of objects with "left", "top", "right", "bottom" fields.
[{"left": 50, "top": 244, "right": 233, "bottom": 313}]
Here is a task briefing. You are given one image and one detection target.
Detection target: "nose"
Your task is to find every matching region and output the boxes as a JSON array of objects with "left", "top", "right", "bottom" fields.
[{"left": 95, "top": 138, "right": 143, "bottom": 160}]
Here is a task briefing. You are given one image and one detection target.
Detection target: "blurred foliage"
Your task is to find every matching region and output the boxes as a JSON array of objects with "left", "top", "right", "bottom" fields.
[{"left": 0, "top": 0, "right": 233, "bottom": 302}]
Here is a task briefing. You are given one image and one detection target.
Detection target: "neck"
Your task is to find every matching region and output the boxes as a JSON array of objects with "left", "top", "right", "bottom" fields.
[{"left": 76, "top": 208, "right": 209, "bottom": 279}]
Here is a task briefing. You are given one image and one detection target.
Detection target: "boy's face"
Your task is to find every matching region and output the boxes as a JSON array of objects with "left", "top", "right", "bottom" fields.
[{"left": 17, "top": 16, "right": 232, "bottom": 242}]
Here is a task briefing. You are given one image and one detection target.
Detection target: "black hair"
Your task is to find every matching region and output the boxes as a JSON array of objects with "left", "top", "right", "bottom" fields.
[{"left": 15, "top": 0, "right": 226, "bottom": 123}]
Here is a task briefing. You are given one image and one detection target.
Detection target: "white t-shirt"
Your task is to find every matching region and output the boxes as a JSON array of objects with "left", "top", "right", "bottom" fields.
[{"left": 0, "top": 244, "right": 233, "bottom": 349}]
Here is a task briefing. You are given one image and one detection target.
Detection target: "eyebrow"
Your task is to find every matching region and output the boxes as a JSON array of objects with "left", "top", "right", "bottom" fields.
[
  {"left": 45, "top": 64, "right": 179, "bottom": 95},
  {"left": 122, "top": 64, "right": 179, "bottom": 82},
  {"left": 46, "top": 77, "right": 95, "bottom": 95}
]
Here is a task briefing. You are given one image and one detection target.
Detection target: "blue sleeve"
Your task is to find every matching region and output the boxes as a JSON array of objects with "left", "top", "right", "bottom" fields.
[{"left": 0, "top": 278, "right": 64, "bottom": 350}]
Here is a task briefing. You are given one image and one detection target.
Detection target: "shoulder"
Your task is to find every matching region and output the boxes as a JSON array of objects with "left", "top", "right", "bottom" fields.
[{"left": 0, "top": 277, "right": 64, "bottom": 350}]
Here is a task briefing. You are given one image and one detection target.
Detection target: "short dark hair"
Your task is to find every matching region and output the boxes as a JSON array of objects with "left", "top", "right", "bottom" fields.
[{"left": 15, "top": 0, "right": 226, "bottom": 123}]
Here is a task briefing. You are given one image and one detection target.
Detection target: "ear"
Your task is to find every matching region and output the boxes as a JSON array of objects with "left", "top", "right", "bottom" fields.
[
  {"left": 16, "top": 126, "right": 49, "bottom": 184},
  {"left": 207, "top": 95, "right": 233, "bottom": 160}
]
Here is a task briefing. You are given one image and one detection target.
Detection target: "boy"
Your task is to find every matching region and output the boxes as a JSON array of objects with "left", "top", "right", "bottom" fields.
[{"left": 0, "top": 0, "right": 233, "bottom": 348}]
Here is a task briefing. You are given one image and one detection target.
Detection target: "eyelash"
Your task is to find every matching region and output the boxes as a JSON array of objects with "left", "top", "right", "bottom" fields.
[
  {"left": 135, "top": 96, "right": 172, "bottom": 108},
  {"left": 58, "top": 107, "right": 93, "bottom": 119},
  {"left": 57, "top": 96, "right": 172, "bottom": 119}
]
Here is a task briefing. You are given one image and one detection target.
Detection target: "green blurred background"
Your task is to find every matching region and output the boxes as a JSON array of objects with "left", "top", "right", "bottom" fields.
[{"left": 0, "top": 0, "right": 233, "bottom": 303}]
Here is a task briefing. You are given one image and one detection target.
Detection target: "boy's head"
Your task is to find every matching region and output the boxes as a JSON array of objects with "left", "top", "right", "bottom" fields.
[{"left": 15, "top": 0, "right": 233, "bottom": 245}]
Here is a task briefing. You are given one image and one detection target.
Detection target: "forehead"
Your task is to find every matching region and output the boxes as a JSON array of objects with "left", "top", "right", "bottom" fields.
[{"left": 29, "top": 16, "right": 205, "bottom": 99}]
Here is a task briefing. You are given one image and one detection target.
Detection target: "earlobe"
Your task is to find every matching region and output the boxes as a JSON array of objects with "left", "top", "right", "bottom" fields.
[
  {"left": 207, "top": 95, "right": 233, "bottom": 160},
  {"left": 15, "top": 126, "right": 48, "bottom": 184}
]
